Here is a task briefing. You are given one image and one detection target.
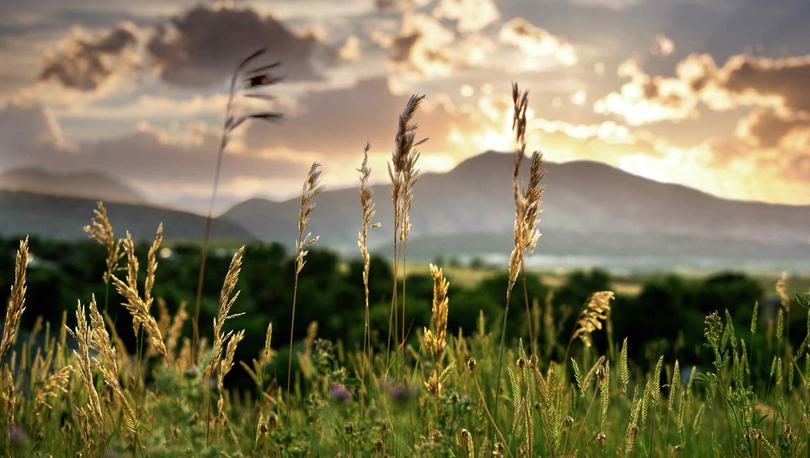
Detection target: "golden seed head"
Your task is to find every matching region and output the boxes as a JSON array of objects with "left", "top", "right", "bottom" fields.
[{"left": 529, "top": 354, "right": 538, "bottom": 368}]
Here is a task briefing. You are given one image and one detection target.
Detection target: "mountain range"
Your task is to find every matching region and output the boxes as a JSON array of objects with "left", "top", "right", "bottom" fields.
[
  {"left": 224, "top": 151, "right": 810, "bottom": 271},
  {"left": 1, "top": 152, "right": 808, "bottom": 271}
]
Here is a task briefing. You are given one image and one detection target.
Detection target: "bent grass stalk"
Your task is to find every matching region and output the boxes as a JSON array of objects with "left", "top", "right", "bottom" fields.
[
  {"left": 287, "top": 162, "right": 323, "bottom": 395},
  {"left": 192, "top": 48, "right": 282, "bottom": 361},
  {"left": 357, "top": 143, "right": 378, "bottom": 414}
]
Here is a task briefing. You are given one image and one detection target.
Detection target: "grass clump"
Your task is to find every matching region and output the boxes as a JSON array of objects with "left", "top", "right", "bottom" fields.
[{"left": 0, "top": 81, "right": 808, "bottom": 457}]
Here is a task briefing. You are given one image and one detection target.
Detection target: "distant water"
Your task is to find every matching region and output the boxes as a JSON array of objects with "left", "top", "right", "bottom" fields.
[{"left": 471, "top": 253, "right": 810, "bottom": 275}]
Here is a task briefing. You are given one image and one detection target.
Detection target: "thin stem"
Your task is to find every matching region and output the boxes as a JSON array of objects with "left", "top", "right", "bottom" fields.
[
  {"left": 386, "top": 220, "right": 399, "bottom": 375},
  {"left": 472, "top": 370, "right": 513, "bottom": 457},
  {"left": 571, "top": 383, "right": 599, "bottom": 455},
  {"left": 401, "top": 236, "right": 408, "bottom": 352},
  {"left": 520, "top": 262, "right": 535, "bottom": 354},
  {"left": 286, "top": 271, "right": 300, "bottom": 396},
  {"left": 494, "top": 289, "right": 513, "bottom": 424}
]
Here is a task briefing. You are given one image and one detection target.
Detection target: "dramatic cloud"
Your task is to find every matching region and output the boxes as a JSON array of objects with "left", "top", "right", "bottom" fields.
[
  {"left": 594, "top": 58, "right": 698, "bottom": 125},
  {"left": 596, "top": 53, "right": 810, "bottom": 125},
  {"left": 498, "top": 18, "right": 577, "bottom": 67},
  {"left": 39, "top": 22, "right": 139, "bottom": 91},
  {"left": 432, "top": 0, "right": 500, "bottom": 32},
  {"left": 147, "top": 5, "right": 329, "bottom": 87},
  {"left": 735, "top": 109, "right": 810, "bottom": 149},
  {"left": 380, "top": 13, "right": 461, "bottom": 76}
]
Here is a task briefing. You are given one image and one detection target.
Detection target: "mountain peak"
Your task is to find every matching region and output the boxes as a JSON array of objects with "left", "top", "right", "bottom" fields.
[{"left": 0, "top": 167, "right": 146, "bottom": 204}]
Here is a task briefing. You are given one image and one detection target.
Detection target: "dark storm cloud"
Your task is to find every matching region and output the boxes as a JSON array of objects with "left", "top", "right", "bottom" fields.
[
  {"left": 38, "top": 22, "right": 138, "bottom": 91},
  {"left": 146, "top": 5, "right": 330, "bottom": 87},
  {"left": 723, "top": 55, "right": 810, "bottom": 114},
  {"left": 737, "top": 109, "right": 810, "bottom": 149}
]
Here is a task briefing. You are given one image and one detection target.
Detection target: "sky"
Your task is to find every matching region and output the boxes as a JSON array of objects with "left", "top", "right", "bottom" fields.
[{"left": 0, "top": 0, "right": 809, "bottom": 213}]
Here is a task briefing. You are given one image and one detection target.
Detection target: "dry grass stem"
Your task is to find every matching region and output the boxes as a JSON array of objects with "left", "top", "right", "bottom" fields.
[
  {"left": 83, "top": 202, "right": 122, "bottom": 284},
  {"left": 287, "top": 162, "right": 324, "bottom": 392},
  {"left": 1, "top": 237, "right": 28, "bottom": 363}
]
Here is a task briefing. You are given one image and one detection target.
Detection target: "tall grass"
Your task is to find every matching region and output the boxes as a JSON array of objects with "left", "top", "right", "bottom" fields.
[{"left": 0, "top": 82, "right": 808, "bottom": 457}]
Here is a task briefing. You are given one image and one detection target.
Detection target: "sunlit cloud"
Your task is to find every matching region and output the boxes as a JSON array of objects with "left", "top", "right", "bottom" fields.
[
  {"left": 498, "top": 18, "right": 578, "bottom": 68},
  {"left": 650, "top": 33, "right": 674, "bottom": 56},
  {"left": 432, "top": 0, "right": 500, "bottom": 33}
]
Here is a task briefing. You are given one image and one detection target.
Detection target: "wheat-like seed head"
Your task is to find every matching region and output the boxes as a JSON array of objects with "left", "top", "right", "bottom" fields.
[
  {"left": 295, "top": 163, "right": 324, "bottom": 274},
  {"left": 261, "top": 322, "right": 273, "bottom": 365},
  {"left": 357, "top": 143, "right": 379, "bottom": 284},
  {"left": 1, "top": 237, "right": 28, "bottom": 364},
  {"left": 165, "top": 301, "right": 188, "bottom": 364},
  {"left": 111, "top": 247, "right": 169, "bottom": 361},
  {"left": 33, "top": 365, "right": 73, "bottom": 415},
  {"left": 210, "top": 246, "right": 245, "bottom": 374},
  {"left": 571, "top": 291, "right": 615, "bottom": 347},
  {"left": 67, "top": 301, "right": 104, "bottom": 432},
  {"left": 112, "top": 276, "right": 168, "bottom": 359},
  {"left": 389, "top": 95, "right": 426, "bottom": 241},
  {"left": 423, "top": 263, "right": 449, "bottom": 396},
  {"left": 85, "top": 295, "right": 137, "bottom": 432},
  {"left": 144, "top": 223, "right": 163, "bottom": 312},
  {"left": 506, "top": 85, "right": 544, "bottom": 295},
  {"left": 83, "top": 201, "right": 122, "bottom": 283}
]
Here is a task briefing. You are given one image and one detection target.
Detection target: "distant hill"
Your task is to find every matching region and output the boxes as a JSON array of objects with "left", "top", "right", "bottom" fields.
[
  {"left": 224, "top": 151, "right": 810, "bottom": 271},
  {"left": 0, "top": 190, "right": 253, "bottom": 242},
  {"left": 0, "top": 167, "right": 146, "bottom": 204}
]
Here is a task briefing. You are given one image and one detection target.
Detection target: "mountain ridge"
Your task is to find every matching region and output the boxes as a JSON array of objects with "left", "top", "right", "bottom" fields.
[{"left": 224, "top": 151, "right": 810, "bottom": 248}]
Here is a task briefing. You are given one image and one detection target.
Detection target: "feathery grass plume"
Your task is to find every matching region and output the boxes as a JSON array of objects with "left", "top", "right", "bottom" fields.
[
  {"left": 112, "top": 233, "right": 168, "bottom": 360},
  {"left": 206, "top": 246, "right": 245, "bottom": 441},
  {"left": 386, "top": 94, "right": 426, "bottom": 362},
  {"left": 33, "top": 365, "right": 72, "bottom": 416},
  {"left": 67, "top": 301, "right": 104, "bottom": 433},
  {"left": 144, "top": 223, "right": 163, "bottom": 312},
  {"left": 357, "top": 143, "right": 379, "bottom": 412},
  {"left": 217, "top": 329, "right": 245, "bottom": 420},
  {"left": 85, "top": 295, "right": 137, "bottom": 434},
  {"left": 0, "top": 237, "right": 28, "bottom": 364},
  {"left": 193, "top": 47, "right": 282, "bottom": 359},
  {"left": 165, "top": 301, "right": 188, "bottom": 364},
  {"left": 210, "top": 246, "right": 246, "bottom": 376},
  {"left": 497, "top": 83, "right": 544, "bottom": 420},
  {"left": 287, "top": 162, "right": 324, "bottom": 392},
  {"left": 83, "top": 202, "right": 122, "bottom": 284},
  {"left": 619, "top": 338, "right": 630, "bottom": 395},
  {"left": 571, "top": 291, "right": 615, "bottom": 348},
  {"left": 240, "top": 323, "right": 274, "bottom": 392},
  {"left": 423, "top": 264, "right": 449, "bottom": 396}
]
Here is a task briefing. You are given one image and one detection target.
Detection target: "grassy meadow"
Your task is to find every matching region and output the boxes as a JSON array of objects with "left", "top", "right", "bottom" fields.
[{"left": 0, "top": 80, "right": 809, "bottom": 457}]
